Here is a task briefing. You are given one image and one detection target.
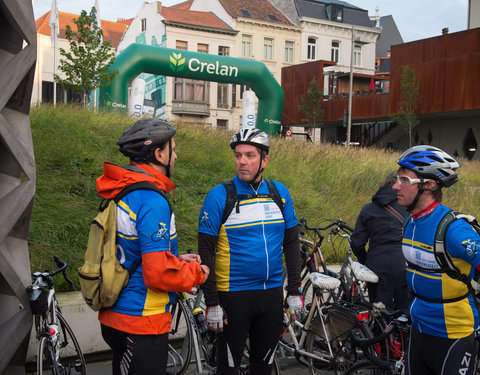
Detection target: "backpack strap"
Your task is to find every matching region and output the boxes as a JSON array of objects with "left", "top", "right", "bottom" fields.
[
  {"left": 406, "top": 210, "right": 480, "bottom": 303},
  {"left": 221, "top": 178, "right": 284, "bottom": 225},
  {"left": 384, "top": 204, "right": 404, "bottom": 223},
  {"left": 114, "top": 181, "right": 171, "bottom": 275},
  {"left": 264, "top": 178, "right": 284, "bottom": 215}
]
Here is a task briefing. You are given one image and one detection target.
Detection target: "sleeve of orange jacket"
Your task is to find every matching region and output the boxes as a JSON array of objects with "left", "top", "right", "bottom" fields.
[{"left": 142, "top": 251, "right": 205, "bottom": 293}]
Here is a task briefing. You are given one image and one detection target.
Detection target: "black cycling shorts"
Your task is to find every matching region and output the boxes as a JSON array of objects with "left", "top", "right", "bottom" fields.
[
  {"left": 216, "top": 287, "right": 283, "bottom": 375},
  {"left": 405, "top": 326, "right": 478, "bottom": 375},
  {"left": 101, "top": 324, "right": 168, "bottom": 375}
]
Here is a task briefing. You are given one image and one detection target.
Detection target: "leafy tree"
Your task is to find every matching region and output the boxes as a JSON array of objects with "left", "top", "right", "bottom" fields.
[
  {"left": 390, "top": 65, "right": 420, "bottom": 147},
  {"left": 298, "top": 76, "right": 324, "bottom": 128},
  {"left": 54, "top": 7, "right": 117, "bottom": 106}
]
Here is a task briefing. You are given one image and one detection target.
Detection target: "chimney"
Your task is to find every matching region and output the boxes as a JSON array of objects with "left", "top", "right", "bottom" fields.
[
  {"left": 442, "top": 27, "right": 449, "bottom": 35},
  {"left": 157, "top": 1, "right": 162, "bottom": 14}
]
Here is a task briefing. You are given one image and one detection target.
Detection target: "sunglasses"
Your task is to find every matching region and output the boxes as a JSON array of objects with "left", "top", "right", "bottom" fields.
[{"left": 395, "top": 175, "right": 431, "bottom": 186}]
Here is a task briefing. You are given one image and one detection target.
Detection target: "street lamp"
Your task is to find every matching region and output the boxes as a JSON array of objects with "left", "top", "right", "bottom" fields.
[
  {"left": 346, "top": 27, "right": 371, "bottom": 147},
  {"left": 346, "top": 25, "right": 354, "bottom": 147}
]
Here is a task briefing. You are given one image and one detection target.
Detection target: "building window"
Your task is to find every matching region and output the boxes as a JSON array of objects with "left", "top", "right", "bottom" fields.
[
  {"left": 217, "top": 84, "right": 229, "bottom": 108},
  {"left": 264, "top": 38, "right": 273, "bottom": 60},
  {"left": 198, "top": 43, "right": 208, "bottom": 54},
  {"left": 176, "top": 40, "right": 187, "bottom": 50},
  {"left": 141, "top": 18, "right": 147, "bottom": 32},
  {"left": 307, "top": 37, "right": 316, "bottom": 60},
  {"left": 331, "top": 41, "right": 339, "bottom": 62},
  {"left": 218, "top": 46, "right": 230, "bottom": 56},
  {"left": 174, "top": 78, "right": 207, "bottom": 102},
  {"left": 242, "top": 35, "right": 252, "bottom": 57},
  {"left": 354, "top": 45, "right": 362, "bottom": 66},
  {"left": 239, "top": 9, "right": 252, "bottom": 18},
  {"left": 217, "top": 119, "right": 228, "bottom": 128},
  {"left": 284, "top": 40, "right": 294, "bottom": 62},
  {"left": 326, "top": 5, "right": 343, "bottom": 22}
]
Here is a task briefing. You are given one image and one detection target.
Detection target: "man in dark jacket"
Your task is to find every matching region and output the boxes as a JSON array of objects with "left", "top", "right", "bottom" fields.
[{"left": 350, "top": 174, "right": 409, "bottom": 311}]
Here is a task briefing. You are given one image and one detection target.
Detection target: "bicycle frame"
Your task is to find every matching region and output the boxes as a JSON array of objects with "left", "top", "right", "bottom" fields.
[{"left": 281, "top": 289, "right": 336, "bottom": 365}]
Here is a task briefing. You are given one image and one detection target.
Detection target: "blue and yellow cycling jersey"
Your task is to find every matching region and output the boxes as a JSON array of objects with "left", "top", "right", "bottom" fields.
[
  {"left": 112, "top": 189, "right": 177, "bottom": 316},
  {"left": 403, "top": 203, "right": 480, "bottom": 339},
  {"left": 198, "top": 176, "right": 297, "bottom": 292}
]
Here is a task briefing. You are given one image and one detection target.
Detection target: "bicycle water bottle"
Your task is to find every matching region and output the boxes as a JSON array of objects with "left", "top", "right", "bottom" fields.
[
  {"left": 49, "top": 322, "right": 60, "bottom": 360},
  {"left": 193, "top": 308, "right": 208, "bottom": 335}
]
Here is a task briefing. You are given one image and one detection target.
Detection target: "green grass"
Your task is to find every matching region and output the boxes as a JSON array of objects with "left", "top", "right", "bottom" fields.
[{"left": 29, "top": 105, "right": 480, "bottom": 291}]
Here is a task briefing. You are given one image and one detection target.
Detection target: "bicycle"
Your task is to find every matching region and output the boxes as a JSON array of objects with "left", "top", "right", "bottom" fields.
[
  {"left": 27, "top": 255, "right": 86, "bottom": 375},
  {"left": 167, "top": 286, "right": 281, "bottom": 375},
  {"left": 295, "top": 218, "right": 351, "bottom": 307},
  {"left": 278, "top": 270, "right": 375, "bottom": 375},
  {"left": 345, "top": 312, "right": 411, "bottom": 374}
]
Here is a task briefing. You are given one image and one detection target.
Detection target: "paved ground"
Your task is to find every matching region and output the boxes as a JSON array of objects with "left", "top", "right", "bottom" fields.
[{"left": 86, "top": 354, "right": 319, "bottom": 374}]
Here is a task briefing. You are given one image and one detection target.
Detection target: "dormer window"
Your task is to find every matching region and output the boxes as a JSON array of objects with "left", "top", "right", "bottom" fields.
[
  {"left": 326, "top": 5, "right": 343, "bottom": 22},
  {"left": 267, "top": 14, "right": 279, "bottom": 22},
  {"left": 239, "top": 9, "right": 252, "bottom": 18}
]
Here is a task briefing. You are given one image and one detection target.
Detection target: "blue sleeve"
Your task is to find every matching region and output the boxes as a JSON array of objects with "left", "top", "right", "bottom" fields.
[
  {"left": 445, "top": 218, "right": 480, "bottom": 269},
  {"left": 273, "top": 181, "right": 298, "bottom": 229},
  {"left": 135, "top": 191, "right": 172, "bottom": 254},
  {"left": 198, "top": 185, "right": 226, "bottom": 236}
]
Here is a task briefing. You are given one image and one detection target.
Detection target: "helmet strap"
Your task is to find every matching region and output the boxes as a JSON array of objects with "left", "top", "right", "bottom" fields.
[
  {"left": 150, "top": 140, "right": 172, "bottom": 178},
  {"left": 247, "top": 152, "right": 266, "bottom": 186},
  {"left": 406, "top": 177, "right": 428, "bottom": 212}
]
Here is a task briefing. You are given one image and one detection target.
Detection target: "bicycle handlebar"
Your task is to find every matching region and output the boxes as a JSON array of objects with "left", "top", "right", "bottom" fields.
[
  {"left": 299, "top": 218, "right": 354, "bottom": 235},
  {"left": 32, "top": 255, "right": 74, "bottom": 286}
]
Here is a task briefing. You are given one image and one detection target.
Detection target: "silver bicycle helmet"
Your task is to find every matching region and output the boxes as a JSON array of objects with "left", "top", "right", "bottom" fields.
[
  {"left": 397, "top": 145, "right": 460, "bottom": 187},
  {"left": 230, "top": 128, "right": 270, "bottom": 154},
  {"left": 117, "top": 118, "right": 176, "bottom": 161}
]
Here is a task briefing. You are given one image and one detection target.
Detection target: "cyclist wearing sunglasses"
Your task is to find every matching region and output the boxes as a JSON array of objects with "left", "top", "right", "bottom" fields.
[{"left": 393, "top": 145, "right": 480, "bottom": 375}]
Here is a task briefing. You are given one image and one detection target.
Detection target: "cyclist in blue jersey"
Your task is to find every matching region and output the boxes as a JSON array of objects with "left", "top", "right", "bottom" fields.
[
  {"left": 97, "top": 119, "right": 209, "bottom": 375},
  {"left": 393, "top": 145, "right": 480, "bottom": 375},
  {"left": 198, "top": 128, "right": 302, "bottom": 375}
]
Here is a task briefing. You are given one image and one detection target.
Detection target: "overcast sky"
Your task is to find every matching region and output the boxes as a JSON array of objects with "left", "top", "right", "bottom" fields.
[{"left": 33, "top": 0, "right": 469, "bottom": 43}]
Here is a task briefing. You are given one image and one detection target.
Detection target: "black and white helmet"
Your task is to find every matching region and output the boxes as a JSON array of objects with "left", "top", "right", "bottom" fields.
[
  {"left": 117, "top": 118, "right": 176, "bottom": 161},
  {"left": 230, "top": 128, "right": 270, "bottom": 154},
  {"left": 397, "top": 145, "right": 460, "bottom": 187}
]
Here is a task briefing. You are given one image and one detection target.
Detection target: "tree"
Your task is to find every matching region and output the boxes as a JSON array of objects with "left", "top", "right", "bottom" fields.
[
  {"left": 54, "top": 7, "right": 117, "bottom": 106},
  {"left": 390, "top": 65, "right": 420, "bottom": 147},
  {"left": 298, "top": 76, "right": 324, "bottom": 128}
]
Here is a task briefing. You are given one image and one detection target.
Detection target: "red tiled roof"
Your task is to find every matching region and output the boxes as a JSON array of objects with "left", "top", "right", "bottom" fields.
[
  {"left": 218, "top": 0, "right": 293, "bottom": 26},
  {"left": 36, "top": 11, "right": 128, "bottom": 48},
  {"left": 160, "top": 7, "right": 232, "bottom": 31},
  {"left": 169, "top": 0, "right": 193, "bottom": 10}
]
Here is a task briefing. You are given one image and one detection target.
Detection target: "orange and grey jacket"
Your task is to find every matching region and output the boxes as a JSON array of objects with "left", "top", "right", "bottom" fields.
[{"left": 97, "top": 161, "right": 205, "bottom": 335}]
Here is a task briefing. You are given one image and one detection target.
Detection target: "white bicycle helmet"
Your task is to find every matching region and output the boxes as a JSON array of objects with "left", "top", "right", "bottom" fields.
[{"left": 230, "top": 128, "right": 270, "bottom": 154}]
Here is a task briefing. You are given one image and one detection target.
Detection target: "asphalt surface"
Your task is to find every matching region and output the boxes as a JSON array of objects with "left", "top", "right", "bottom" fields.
[{"left": 86, "top": 354, "right": 321, "bottom": 374}]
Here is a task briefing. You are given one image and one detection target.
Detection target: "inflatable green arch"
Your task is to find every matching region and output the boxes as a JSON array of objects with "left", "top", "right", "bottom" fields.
[{"left": 99, "top": 44, "right": 283, "bottom": 135}]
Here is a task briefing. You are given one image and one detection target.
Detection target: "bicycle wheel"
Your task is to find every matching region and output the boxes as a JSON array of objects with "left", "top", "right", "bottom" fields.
[
  {"left": 57, "top": 311, "right": 86, "bottom": 374},
  {"left": 37, "top": 336, "right": 59, "bottom": 374},
  {"left": 344, "top": 360, "right": 387, "bottom": 374},
  {"left": 167, "top": 296, "right": 194, "bottom": 375},
  {"left": 304, "top": 305, "right": 373, "bottom": 374}
]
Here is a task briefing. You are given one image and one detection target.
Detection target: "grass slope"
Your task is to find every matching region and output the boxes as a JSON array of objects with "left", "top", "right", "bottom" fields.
[{"left": 29, "top": 106, "right": 480, "bottom": 291}]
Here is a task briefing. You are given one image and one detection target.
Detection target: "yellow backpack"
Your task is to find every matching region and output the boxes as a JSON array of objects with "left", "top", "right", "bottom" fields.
[{"left": 78, "top": 182, "right": 165, "bottom": 311}]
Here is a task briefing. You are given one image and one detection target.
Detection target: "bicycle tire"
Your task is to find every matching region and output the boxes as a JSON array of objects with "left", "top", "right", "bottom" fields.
[
  {"left": 304, "top": 307, "right": 373, "bottom": 374},
  {"left": 167, "top": 295, "right": 194, "bottom": 375},
  {"left": 344, "top": 360, "right": 388, "bottom": 374},
  {"left": 37, "top": 336, "right": 59, "bottom": 375},
  {"left": 57, "top": 311, "right": 86, "bottom": 374}
]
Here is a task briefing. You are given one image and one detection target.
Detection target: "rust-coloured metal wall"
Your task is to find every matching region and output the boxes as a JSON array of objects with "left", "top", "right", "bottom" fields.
[
  {"left": 281, "top": 60, "right": 334, "bottom": 125},
  {"left": 282, "top": 27, "right": 480, "bottom": 126},
  {"left": 389, "top": 27, "right": 480, "bottom": 115}
]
